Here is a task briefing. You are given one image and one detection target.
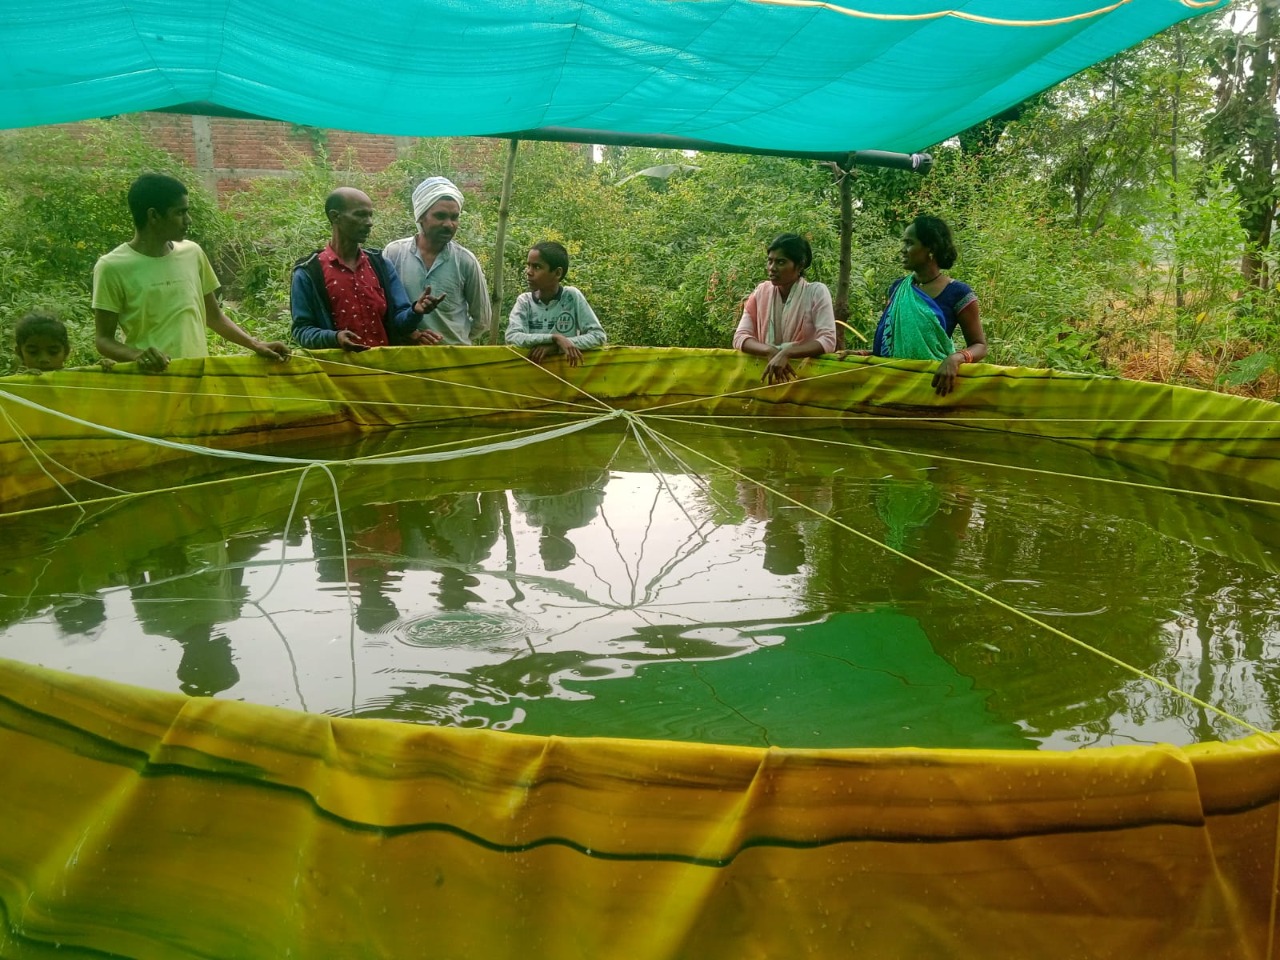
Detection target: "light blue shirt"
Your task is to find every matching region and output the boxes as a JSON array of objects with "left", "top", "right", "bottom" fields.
[
  {"left": 382, "top": 237, "right": 491, "bottom": 345},
  {"left": 505, "top": 286, "right": 607, "bottom": 351}
]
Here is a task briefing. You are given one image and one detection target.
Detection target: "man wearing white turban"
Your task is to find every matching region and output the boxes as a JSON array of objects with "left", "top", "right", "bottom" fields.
[{"left": 383, "top": 176, "right": 491, "bottom": 345}]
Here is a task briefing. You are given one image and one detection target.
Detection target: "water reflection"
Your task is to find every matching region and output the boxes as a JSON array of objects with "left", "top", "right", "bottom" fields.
[
  {"left": 514, "top": 469, "right": 606, "bottom": 573},
  {"left": 1, "top": 421, "right": 1278, "bottom": 749},
  {"left": 52, "top": 595, "right": 106, "bottom": 642},
  {"left": 312, "top": 503, "right": 406, "bottom": 630},
  {"left": 128, "top": 538, "right": 269, "bottom": 696},
  {"left": 735, "top": 444, "right": 840, "bottom": 586}
]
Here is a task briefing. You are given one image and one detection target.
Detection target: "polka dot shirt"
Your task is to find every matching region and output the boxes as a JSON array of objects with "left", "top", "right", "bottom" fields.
[{"left": 319, "top": 245, "right": 389, "bottom": 346}]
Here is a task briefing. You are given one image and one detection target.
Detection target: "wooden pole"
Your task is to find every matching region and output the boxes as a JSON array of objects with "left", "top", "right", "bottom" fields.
[{"left": 489, "top": 138, "right": 520, "bottom": 344}]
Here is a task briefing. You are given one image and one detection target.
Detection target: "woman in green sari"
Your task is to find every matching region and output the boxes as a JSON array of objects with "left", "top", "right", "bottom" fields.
[{"left": 871, "top": 215, "right": 988, "bottom": 397}]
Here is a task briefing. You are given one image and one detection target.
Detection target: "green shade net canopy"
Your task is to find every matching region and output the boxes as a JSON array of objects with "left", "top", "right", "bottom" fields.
[{"left": 1, "top": 0, "right": 1225, "bottom": 155}]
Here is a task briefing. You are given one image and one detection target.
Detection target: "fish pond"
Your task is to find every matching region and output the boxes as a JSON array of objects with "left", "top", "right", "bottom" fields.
[{"left": 2, "top": 418, "right": 1277, "bottom": 750}]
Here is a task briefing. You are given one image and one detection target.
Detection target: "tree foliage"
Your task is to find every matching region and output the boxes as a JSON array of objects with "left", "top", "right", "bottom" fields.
[{"left": 1203, "top": 1, "right": 1280, "bottom": 281}]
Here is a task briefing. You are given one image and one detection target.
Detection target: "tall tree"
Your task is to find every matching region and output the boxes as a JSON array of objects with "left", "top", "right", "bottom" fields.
[
  {"left": 1204, "top": 0, "right": 1280, "bottom": 286},
  {"left": 999, "top": 22, "right": 1217, "bottom": 240}
]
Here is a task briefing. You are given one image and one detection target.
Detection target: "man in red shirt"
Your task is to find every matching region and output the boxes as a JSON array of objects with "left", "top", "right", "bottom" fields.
[{"left": 290, "top": 187, "right": 445, "bottom": 351}]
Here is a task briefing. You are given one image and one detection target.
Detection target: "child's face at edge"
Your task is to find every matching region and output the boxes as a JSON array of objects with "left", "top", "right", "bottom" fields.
[
  {"left": 525, "top": 250, "right": 563, "bottom": 297},
  {"left": 18, "top": 334, "right": 68, "bottom": 371}
]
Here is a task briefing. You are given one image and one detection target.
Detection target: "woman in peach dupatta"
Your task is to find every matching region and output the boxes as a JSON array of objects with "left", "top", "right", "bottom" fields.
[{"left": 733, "top": 234, "right": 837, "bottom": 384}]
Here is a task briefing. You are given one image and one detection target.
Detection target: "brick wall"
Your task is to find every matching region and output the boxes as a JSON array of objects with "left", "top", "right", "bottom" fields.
[
  {"left": 53, "top": 112, "right": 498, "bottom": 200},
  {"left": 135, "top": 112, "right": 199, "bottom": 168}
]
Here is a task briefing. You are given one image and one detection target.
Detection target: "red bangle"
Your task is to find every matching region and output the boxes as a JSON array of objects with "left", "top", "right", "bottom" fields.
[{"left": 960, "top": 349, "right": 974, "bottom": 364}]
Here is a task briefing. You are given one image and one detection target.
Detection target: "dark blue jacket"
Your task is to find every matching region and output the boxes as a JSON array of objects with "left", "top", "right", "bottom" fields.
[{"left": 290, "top": 248, "right": 421, "bottom": 349}]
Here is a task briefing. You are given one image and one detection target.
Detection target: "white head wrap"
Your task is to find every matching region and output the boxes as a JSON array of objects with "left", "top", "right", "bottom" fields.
[{"left": 412, "top": 176, "right": 463, "bottom": 227}]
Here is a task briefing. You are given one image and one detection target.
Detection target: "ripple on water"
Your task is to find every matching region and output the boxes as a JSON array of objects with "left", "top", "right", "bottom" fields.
[{"left": 397, "top": 611, "right": 541, "bottom": 650}]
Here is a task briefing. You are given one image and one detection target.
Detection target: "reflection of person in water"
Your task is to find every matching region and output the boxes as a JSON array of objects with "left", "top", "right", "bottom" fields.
[
  {"left": 762, "top": 515, "right": 806, "bottom": 575},
  {"left": 128, "top": 538, "right": 260, "bottom": 697},
  {"left": 513, "top": 471, "right": 607, "bottom": 573},
  {"left": 737, "top": 466, "right": 833, "bottom": 577},
  {"left": 538, "top": 529, "right": 577, "bottom": 572},
  {"left": 823, "top": 465, "right": 976, "bottom": 600},
  {"left": 310, "top": 502, "right": 406, "bottom": 631},
  {"left": 52, "top": 594, "right": 108, "bottom": 643},
  {"left": 874, "top": 479, "right": 945, "bottom": 553},
  {"left": 399, "top": 491, "right": 504, "bottom": 610}
]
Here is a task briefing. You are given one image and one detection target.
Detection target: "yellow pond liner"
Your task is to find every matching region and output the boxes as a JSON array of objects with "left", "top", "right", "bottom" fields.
[
  {"left": 3, "top": 347, "right": 1280, "bottom": 503},
  {"left": 1, "top": 347, "right": 1279, "bottom": 958}
]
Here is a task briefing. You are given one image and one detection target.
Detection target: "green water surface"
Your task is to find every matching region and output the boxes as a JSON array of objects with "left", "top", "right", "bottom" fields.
[{"left": 2, "top": 418, "right": 1277, "bottom": 750}]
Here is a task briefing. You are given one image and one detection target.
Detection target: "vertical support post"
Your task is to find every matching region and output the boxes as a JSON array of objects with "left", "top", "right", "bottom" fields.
[
  {"left": 1171, "top": 27, "right": 1186, "bottom": 308},
  {"left": 835, "top": 163, "right": 854, "bottom": 349},
  {"left": 190, "top": 115, "right": 218, "bottom": 201},
  {"left": 489, "top": 138, "right": 520, "bottom": 345}
]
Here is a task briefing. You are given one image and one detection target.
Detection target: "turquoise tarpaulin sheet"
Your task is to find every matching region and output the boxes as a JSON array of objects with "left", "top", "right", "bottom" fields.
[{"left": 0, "top": 0, "right": 1226, "bottom": 153}]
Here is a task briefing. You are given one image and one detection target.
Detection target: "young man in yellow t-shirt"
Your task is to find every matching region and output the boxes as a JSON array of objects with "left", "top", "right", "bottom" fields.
[{"left": 92, "top": 173, "right": 289, "bottom": 372}]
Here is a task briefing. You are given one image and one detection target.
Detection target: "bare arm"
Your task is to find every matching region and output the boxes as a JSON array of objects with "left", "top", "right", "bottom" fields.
[
  {"left": 204, "top": 292, "right": 289, "bottom": 360},
  {"left": 738, "top": 337, "right": 776, "bottom": 359},
  {"left": 94, "top": 308, "right": 169, "bottom": 371},
  {"left": 932, "top": 301, "right": 988, "bottom": 397},
  {"left": 735, "top": 337, "right": 815, "bottom": 384},
  {"left": 956, "top": 301, "right": 988, "bottom": 360},
  {"left": 776, "top": 337, "right": 828, "bottom": 360},
  {"left": 761, "top": 339, "right": 828, "bottom": 384}
]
